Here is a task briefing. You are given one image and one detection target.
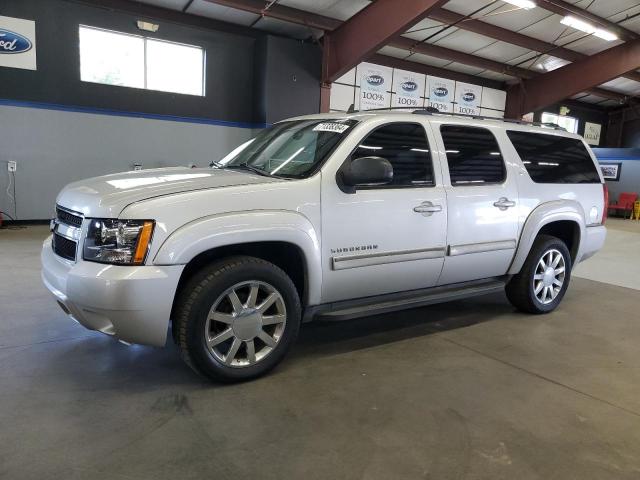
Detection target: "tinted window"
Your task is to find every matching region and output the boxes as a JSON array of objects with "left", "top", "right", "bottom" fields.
[
  {"left": 352, "top": 123, "right": 433, "bottom": 187},
  {"left": 441, "top": 126, "right": 505, "bottom": 185},
  {"left": 506, "top": 131, "right": 600, "bottom": 184}
]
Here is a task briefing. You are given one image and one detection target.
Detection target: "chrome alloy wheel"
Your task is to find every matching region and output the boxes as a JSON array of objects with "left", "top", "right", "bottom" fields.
[
  {"left": 204, "top": 281, "right": 287, "bottom": 368},
  {"left": 533, "top": 249, "right": 566, "bottom": 305}
]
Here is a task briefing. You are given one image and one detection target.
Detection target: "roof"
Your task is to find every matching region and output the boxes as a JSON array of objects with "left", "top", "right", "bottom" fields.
[
  {"left": 134, "top": 0, "right": 640, "bottom": 108},
  {"left": 284, "top": 108, "right": 583, "bottom": 138}
]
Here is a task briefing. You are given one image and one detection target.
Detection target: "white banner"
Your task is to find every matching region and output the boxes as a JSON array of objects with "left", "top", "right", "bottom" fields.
[
  {"left": 427, "top": 76, "right": 455, "bottom": 113},
  {"left": 392, "top": 69, "right": 424, "bottom": 109},
  {"left": 359, "top": 63, "right": 391, "bottom": 111},
  {"left": 584, "top": 122, "right": 602, "bottom": 146},
  {"left": 454, "top": 82, "right": 482, "bottom": 116},
  {"left": 0, "top": 15, "right": 37, "bottom": 71}
]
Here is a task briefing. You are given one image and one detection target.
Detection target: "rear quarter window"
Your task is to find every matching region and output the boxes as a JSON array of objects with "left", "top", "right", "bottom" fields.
[{"left": 506, "top": 130, "right": 600, "bottom": 184}]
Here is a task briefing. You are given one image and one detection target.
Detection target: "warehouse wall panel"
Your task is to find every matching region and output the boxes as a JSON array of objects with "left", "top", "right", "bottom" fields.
[{"left": 0, "top": 104, "right": 255, "bottom": 220}]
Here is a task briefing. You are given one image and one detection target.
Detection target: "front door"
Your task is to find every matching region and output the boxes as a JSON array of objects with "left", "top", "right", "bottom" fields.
[
  {"left": 320, "top": 121, "right": 447, "bottom": 303},
  {"left": 433, "top": 123, "right": 519, "bottom": 285}
]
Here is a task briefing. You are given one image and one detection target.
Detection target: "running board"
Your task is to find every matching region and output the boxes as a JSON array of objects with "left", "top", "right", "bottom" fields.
[{"left": 308, "top": 277, "right": 507, "bottom": 322}]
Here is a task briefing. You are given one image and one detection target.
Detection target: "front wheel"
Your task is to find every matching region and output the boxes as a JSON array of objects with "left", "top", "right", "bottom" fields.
[
  {"left": 173, "top": 256, "right": 301, "bottom": 382},
  {"left": 506, "top": 235, "right": 572, "bottom": 314}
]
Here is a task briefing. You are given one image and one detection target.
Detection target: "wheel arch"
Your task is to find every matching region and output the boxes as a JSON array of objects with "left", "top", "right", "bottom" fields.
[
  {"left": 537, "top": 221, "right": 581, "bottom": 262},
  {"left": 154, "top": 210, "right": 322, "bottom": 308},
  {"left": 509, "top": 201, "right": 585, "bottom": 275}
]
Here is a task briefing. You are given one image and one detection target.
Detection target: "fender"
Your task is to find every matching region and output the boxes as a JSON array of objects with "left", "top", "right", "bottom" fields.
[
  {"left": 508, "top": 200, "right": 586, "bottom": 275},
  {"left": 153, "top": 210, "right": 322, "bottom": 305}
]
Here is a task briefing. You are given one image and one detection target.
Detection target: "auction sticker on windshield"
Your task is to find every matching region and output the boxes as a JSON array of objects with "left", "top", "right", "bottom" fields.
[{"left": 313, "top": 123, "right": 351, "bottom": 134}]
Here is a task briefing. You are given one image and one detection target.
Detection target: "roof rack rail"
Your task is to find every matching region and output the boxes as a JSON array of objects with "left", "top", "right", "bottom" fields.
[
  {"left": 412, "top": 108, "right": 566, "bottom": 130},
  {"left": 343, "top": 105, "right": 566, "bottom": 131}
]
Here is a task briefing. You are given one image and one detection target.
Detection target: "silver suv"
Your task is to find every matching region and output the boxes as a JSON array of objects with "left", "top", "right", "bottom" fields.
[{"left": 42, "top": 110, "right": 607, "bottom": 382}]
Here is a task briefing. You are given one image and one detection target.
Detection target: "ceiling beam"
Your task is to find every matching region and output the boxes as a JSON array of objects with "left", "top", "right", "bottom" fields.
[
  {"left": 387, "top": 37, "right": 624, "bottom": 101},
  {"left": 202, "top": 0, "right": 340, "bottom": 30},
  {"left": 535, "top": 0, "right": 638, "bottom": 42},
  {"left": 389, "top": 36, "right": 533, "bottom": 79},
  {"left": 505, "top": 39, "right": 640, "bottom": 118},
  {"left": 323, "top": 0, "right": 449, "bottom": 82},
  {"left": 370, "top": 54, "right": 504, "bottom": 90},
  {"left": 429, "top": 7, "right": 640, "bottom": 84},
  {"left": 429, "top": 8, "right": 581, "bottom": 61},
  {"left": 582, "top": 88, "right": 628, "bottom": 102}
]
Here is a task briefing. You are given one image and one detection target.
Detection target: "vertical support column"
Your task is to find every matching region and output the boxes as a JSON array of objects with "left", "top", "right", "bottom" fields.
[
  {"left": 320, "top": 34, "right": 332, "bottom": 113},
  {"left": 320, "top": 83, "right": 331, "bottom": 113},
  {"left": 505, "top": 84, "right": 525, "bottom": 120}
]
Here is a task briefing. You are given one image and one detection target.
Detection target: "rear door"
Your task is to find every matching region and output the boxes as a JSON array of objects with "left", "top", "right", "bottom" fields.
[{"left": 433, "top": 122, "right": 519, "bottom": 285}]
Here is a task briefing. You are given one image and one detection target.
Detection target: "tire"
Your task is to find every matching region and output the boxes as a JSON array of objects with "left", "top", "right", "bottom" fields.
[
  {"left": 506, "top": 235, "right": 572, "bottom": 314},
  {"left": 173, "top": 256, "right": 301, "bottom": 382}
]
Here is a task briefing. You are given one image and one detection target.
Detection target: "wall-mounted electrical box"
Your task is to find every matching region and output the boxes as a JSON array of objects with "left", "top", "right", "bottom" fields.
[{"left": 7, "top": 161, "right": 17, "bottom": 172}]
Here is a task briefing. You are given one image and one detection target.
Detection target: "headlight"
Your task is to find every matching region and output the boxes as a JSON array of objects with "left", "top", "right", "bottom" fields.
[{"left": 83, "top": 219, "right": 155, "bottom": 265}]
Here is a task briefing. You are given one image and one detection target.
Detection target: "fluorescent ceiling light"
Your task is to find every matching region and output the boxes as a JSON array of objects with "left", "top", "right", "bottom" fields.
[
  {"left": 560, "top": 15, "right": 618, "bottom": 41},
  {"left": 502, "top": 0, "right": 536, "bottom": 9},
  {"left": 594, "top": 28, "right": 619, "bottom": 41}
]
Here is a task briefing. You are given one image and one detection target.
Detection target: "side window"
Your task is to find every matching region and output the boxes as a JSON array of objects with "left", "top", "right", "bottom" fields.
[
  {"left": 440, "top": 125, "right": 506, "bottom": 185},
  {"left": 351, "top": 123, "right": 433, "bottom": 187},
  {"left": 506, "top": 130, "right": 600, "bottom": 184}
]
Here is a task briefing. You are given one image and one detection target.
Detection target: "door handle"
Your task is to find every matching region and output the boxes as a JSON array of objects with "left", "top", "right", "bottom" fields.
[
  {"left": 413, "top": 201, "right": 443, "bottom": 216},
  {"left": 493, "top": 197, "right": 516, "bottom": 210}
]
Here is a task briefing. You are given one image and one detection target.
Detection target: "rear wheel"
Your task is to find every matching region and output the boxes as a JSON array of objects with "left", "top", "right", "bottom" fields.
[
  {"left": 506, "top": 235, "right": 572, "bottom": 314},
  {"left": 174, "top": 256, "right": 301, "bottom": 382}
]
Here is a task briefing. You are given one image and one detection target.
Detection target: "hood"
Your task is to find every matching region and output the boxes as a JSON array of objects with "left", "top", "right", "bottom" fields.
[{"left": 56, "top": 167, "right": 281, "bottom": 218}]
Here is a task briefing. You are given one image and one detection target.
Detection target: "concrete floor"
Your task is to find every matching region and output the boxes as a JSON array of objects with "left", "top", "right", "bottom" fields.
[{"left": 1, "top": 223, "right": 640, "bottom": 480}]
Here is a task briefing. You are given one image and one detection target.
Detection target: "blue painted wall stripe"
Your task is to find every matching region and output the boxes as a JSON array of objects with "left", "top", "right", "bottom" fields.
[
  {"left": 593, "top": 148, "right": 640, "bottom": 162},
  {"left": 0, "top": 98, "right": 268, "bottom": 130}
]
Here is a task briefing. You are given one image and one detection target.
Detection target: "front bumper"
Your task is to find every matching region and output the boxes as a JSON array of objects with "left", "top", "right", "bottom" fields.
[{"left": 41, "top": 236, "right": 184, "bottom": 346}]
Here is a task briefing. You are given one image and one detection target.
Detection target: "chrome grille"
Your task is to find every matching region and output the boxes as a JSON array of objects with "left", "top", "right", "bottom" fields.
[
  {"left": 52, "top": 233, "right": 77, "bottom": 261},
  {"left": 55, "top": 206, "right": 83, "bottom": 228}
]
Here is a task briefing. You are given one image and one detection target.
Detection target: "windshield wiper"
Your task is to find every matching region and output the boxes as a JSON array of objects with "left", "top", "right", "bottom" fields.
[
  {"left": 224, "top": 163, "right": 272, "bottom": 177},
  {"left": 209, "top": 161, "right": 268, "bottom": 176}
]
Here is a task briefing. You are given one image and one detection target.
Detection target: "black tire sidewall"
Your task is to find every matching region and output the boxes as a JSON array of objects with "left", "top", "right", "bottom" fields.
[{"left": 183, "top": 257, "right": 301, "bottom": 382}]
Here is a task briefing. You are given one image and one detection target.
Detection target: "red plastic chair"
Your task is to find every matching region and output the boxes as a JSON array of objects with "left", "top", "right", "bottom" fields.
[{"left": 608, "top": 192, "right": 638, "bottom": 217}]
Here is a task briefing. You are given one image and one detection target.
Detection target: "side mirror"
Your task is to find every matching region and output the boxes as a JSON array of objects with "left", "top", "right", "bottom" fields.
[{"left": 342, "top": 156, "right": 393, "bottom": 187}]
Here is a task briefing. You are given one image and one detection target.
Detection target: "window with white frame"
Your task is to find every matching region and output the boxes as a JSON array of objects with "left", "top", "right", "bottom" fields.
[
  {"left": 79, "top": 25, "right": 205, "bottom": 96},
  {"left": 541, "top": 112, "right": 579, "bottom": 134}
]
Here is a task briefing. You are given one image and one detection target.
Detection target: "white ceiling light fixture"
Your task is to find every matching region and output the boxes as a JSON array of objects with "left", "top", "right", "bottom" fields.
[
  {"left": 502, "top": 0, "right": 537, "bottom": 10},
  {"left": 136, "top": 20, "right": 159, "bottom": 33},
  {"left": 560, "top": 15, "right": 618, "bottom": 41},
  {"left": 593, "top": 28, "right": 619, "bottom": 42}
]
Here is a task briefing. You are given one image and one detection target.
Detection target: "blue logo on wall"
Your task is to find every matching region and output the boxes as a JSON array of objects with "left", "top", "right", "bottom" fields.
[
  {"left": 366, "top": 75, "right": 384, "bottom": 86},
  {"left": 462, "top": 92, "right": 476, "bottom": 102},
  {"left": 0, "top": 29, "right": 32, "bottom": 54},
  {"left": 401, "top": 81, "right": 418, "bottom": 92},
  {"left": 434, "top": 87, "right": 448, "bottom": 97}
]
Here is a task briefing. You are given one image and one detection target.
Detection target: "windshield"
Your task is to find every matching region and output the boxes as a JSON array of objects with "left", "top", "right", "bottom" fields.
[{"left": 219, "top": 119, "right": 358, "bottom": 178}]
